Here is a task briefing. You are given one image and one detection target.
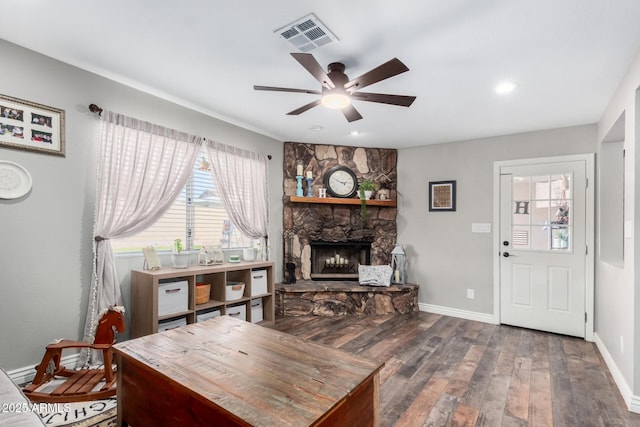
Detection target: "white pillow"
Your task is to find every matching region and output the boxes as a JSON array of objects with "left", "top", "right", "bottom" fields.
[{"left": 358, "top": 265, "right": 393, "bottom": 287}]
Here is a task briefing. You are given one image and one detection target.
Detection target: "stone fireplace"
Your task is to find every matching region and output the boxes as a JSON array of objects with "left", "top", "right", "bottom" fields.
[{"left": 282, "top": 142, "right": 397, "bottom": 282}]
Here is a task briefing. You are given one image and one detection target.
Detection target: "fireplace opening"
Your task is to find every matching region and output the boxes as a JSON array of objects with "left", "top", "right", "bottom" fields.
[{"left": 310, "top": 241, "right": 371, "bottom": 281}]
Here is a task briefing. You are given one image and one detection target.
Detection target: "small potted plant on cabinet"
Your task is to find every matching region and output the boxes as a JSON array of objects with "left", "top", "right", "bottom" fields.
[{"left": 171, "top": 238, "right": 191, "bottom": 268}]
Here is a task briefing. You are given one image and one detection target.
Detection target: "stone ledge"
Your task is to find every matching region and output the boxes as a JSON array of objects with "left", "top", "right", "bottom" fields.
[
  {"left": 276, "top": 280, "right": 419, "bottom": 317},
  {"left": 275, "top": 281, "right": 415, "bottom": 293}
]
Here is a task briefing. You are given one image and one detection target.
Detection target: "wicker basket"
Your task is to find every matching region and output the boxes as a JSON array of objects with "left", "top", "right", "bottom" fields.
[{"left": 195, "top": 282, "right": 211, "bottom": 305}]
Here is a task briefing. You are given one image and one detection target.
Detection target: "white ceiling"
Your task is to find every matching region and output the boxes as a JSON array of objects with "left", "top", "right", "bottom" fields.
[{"left": 1, "top": 0, "right": 640, "bottom": 148}]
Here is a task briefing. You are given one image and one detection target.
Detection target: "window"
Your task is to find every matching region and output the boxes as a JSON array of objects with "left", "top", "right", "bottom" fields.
[
  {"left": 111, "top": 148, "right": 254, "bottom": 253},
  {"left": 511, "top": 173, "right": 572, "bottom": 252}
]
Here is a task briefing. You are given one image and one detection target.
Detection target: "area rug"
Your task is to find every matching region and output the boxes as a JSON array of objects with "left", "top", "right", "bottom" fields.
[{"left": 35, "top": 398, "right": 116, "bottom": 427}]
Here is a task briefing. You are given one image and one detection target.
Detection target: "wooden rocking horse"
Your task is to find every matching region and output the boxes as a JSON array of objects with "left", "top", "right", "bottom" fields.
[{"left": 23, "top": 306, "right": 126, "bottom": 403}]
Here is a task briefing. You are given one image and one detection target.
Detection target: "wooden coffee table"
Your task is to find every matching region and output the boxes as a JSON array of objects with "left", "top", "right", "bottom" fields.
[{"left": 113, "top": 316, "right": 384, "bottom": 426}]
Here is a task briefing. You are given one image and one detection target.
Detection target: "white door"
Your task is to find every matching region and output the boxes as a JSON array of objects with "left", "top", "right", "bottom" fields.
[{"left": 499, "top": 160, "right": 588, "bottom": 337}]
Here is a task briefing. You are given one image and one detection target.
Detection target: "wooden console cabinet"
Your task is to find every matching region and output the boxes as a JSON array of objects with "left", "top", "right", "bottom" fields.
[{"left": 130, "top": 261, "right": 275, "bottom": 338}]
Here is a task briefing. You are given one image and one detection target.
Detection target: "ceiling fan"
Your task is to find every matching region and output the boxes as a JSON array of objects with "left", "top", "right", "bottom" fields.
[{"left": 254, "top": 53, "right": 416, "bottom": 122}]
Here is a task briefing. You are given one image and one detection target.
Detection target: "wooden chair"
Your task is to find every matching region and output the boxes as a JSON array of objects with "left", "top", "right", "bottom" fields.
[{"left": 23, "top": 306, "right": 126, "bottom": 403}]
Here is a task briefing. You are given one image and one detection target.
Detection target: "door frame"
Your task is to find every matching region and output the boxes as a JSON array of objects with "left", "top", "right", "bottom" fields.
[{"left": 492, "top": 154, "right": 595, "bottom": 341}]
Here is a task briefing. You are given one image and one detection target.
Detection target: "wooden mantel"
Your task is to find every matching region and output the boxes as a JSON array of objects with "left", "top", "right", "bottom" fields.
[{"left": 290, "top": 196, "right": 397, "bottom": 207}]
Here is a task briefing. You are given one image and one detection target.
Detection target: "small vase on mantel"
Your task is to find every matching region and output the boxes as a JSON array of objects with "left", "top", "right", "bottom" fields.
[{"left": 359, "top": 190, "right": 373, "bottom": 200}]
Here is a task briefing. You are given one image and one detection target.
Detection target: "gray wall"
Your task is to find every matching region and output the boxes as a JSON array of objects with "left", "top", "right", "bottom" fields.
[
  {"left": 397, "top": 125, "right": 596, "bottom": 315},
  {"left": 0, "top": 39, "right": 283, "bottom": 371},
  {"left": 596, "top": 47, "right": 640, "bottom": 403}
]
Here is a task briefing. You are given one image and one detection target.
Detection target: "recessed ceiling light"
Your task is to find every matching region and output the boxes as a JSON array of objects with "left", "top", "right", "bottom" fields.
[
  {"left": 495, "top": 82, "right": 518, "bottom": 94},
  {"left": 309, "top": 125, "right": 324, "bottom": 132},
  {"left": 350, "top": 130, "right": 359, "bottom": 136}
]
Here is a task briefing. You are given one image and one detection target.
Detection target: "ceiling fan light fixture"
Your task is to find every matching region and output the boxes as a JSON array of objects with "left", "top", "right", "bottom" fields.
[
  {"left": 321, "top": 92, "right": 350, "bottom": 109},
  {"left": 255, "top": 53, "right": 415, "bottom": 121}
]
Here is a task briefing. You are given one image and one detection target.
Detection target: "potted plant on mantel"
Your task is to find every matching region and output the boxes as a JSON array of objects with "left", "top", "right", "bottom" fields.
[
  {"left": 359, "top": 180, "right": 379, "bottom": 226},
  {"left": 171, "top": 238, "right": 191, "bottom": 268},
  {"left": 358, "top": 180, "right": 378, "bottom": 200}
]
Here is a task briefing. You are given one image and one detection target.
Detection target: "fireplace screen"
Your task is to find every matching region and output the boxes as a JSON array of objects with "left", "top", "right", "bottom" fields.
[{"left": 310, "top": 241, "right": 371, "bottom": 281}]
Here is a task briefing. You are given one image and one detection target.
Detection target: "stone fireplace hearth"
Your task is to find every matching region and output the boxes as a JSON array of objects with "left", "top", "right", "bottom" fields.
[
  {"left": 275, "top": 281, "right": 419, "bottom": 316},
  {"left": 282, "top": 142, "right": 397, "bottom": 282}
]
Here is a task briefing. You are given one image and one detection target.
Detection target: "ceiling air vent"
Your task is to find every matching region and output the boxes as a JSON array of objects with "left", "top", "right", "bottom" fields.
[{"left": 275, "top": 13, "right": 338, "bottom": 52}]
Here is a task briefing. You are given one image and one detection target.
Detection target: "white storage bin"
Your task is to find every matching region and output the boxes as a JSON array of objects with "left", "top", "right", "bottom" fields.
[
  {"left": 197, "top": 308, "right": 221, "bottom": 322},
  {"left": 226, "top": 303, "right": 247, "bottom": 322},
  {"left": 225, "top": 281, "right": 245, "bottom": 301},
  {"left": 251, "top": 269, "right": 268, "bottom": 296},
  {"left": 158, "top": 280, "right": 188, "bottom": 316},
  {"left": 158, "top": 317, "right": 186, "bottom": 332},
  {"left": 250, "top": 298, "right": 263, "bottom": 324}
]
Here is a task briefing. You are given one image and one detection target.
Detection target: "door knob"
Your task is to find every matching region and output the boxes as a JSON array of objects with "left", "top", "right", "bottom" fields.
[{"left": 503, "top": 252, "right": 510, "bottom": 257}]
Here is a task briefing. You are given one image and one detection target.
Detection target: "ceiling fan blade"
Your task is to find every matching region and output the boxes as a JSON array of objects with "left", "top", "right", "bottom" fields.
[
  {"left": 254, "top": 85, "right": 321, "bottom": 95},
  {"left": 291, "top": 53, "right": 335, "bottom": 89},
  {"left": 351, "top": 92, "right": 416, "bottom": 107},
  {"left": 287, "top": 99, "right": 322, "bottom": 116},
  {"left": 342, "top": 104, "right": 363, "bottom": 122},
  {"left": 345, "top": 58, "right": 409, "bottom": 92}
]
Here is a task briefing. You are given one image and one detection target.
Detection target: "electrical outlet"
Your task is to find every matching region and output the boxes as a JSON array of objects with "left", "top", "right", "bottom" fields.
[{"left": 467, "top": 289, "right": 475, "bottom": 299}]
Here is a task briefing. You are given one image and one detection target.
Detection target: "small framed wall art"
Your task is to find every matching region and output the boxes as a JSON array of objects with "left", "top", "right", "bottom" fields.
[
  {"left": 0, "top": 94, "right": 65, "bottom": 156},
  {"left": 429, "top": 180, "right": 456, "bottom": 211}
]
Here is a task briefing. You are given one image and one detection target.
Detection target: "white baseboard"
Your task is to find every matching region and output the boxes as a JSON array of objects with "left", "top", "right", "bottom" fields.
[
  {"left": 418, "top": 303, "right": 496, "bottom": 324},
  {"left": 594, "top": 332, "right": 640, "bottom": 414},
  {"left": 631, "top": 395, "right": 640, "bottom": 415},
  {"left": 7, "top": 353, "right": 81, "bottom": 386}
]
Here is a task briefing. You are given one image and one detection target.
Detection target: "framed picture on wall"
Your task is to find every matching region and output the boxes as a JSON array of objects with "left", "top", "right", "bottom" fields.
[
  {"left": 429, "top": 180, "right": 456, "bottom": 211},
  {"left": 0, "top": 94, "right": 65, "bottom": 156}
]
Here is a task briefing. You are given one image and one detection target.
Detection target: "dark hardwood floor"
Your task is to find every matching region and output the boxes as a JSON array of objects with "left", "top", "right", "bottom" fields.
[{"left": 269, "top": 312, "right": 640, "bottom": 427}]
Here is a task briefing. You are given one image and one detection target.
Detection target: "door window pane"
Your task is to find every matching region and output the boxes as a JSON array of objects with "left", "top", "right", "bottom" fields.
[
  {"left": 551, "top": 174, "right": 571, "bottom": 200},
  {"left": 512, "top": 176, "right": 530, "bottom": 199},
  {"left": 531, "top": 203, "right": 549, "bottom": 225},
  {"left": 530, "top": 225, "right": 551, "bottom": 251},
  {"left": 512, "top": 226, "right": 530, "bottom": 249},
  {"left": 511, "top": 173, "right": 572, "bottom": 252}
]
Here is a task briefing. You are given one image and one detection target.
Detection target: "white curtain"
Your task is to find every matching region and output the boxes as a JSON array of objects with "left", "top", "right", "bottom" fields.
[
  {"left": 205, "top": 140, "right": 269, "bottom": 257},
  {"left": 81, "top": 111, "right": 202, "bottom": 364}
]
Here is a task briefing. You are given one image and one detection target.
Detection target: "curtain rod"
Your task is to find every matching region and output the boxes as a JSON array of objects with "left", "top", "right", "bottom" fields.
[{"left": 88, "top": 103, "right": 271, "bottom": 160}]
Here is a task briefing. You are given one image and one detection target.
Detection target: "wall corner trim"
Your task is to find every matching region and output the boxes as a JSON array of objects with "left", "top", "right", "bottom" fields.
[{"left": 594, "top": 332, "right": 640, "bottom": 414}]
